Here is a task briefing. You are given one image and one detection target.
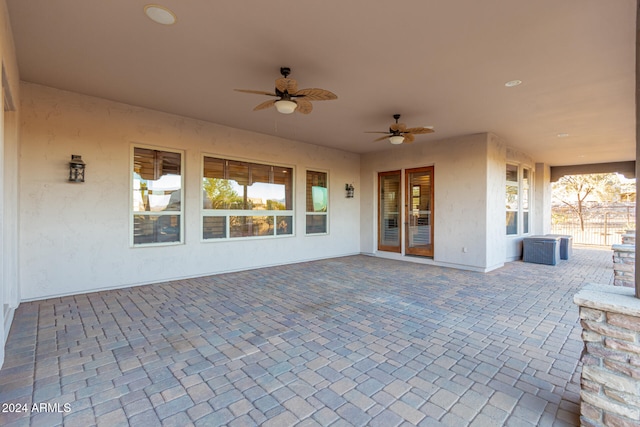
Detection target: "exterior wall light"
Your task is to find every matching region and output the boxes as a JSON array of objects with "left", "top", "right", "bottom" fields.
[
  {"left": 345, "top": 183, "right": 354, "bottom": 198},
  {"left": 69, "top": 155, "right": 86, "bottom": 183}
]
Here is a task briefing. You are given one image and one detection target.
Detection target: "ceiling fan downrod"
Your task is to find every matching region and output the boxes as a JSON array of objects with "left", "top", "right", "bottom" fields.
[{"left": 280, "top": 67, "right": 291, "bottom": 78}]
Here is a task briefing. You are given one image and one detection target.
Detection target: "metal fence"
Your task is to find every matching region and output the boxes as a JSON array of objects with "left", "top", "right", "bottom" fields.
[{"left": 551, "top": 203, "right": 635, "bottom": 246}]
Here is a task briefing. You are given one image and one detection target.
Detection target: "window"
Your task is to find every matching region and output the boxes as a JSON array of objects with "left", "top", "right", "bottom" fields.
[
  {"left": 506, "top": 164, "right": 531, "bottom": 235},
  {"left": 132, "top": 146, "right": 183, "bottom": 245},
  {"left": 522, "top": 168, "right": 530, "bottom": 234},
  {"left": 202, "top": 156, "right": 293, "bottom": 239},
  {"left": 306, "top": 170, "right": 328, "bottom": 234}
]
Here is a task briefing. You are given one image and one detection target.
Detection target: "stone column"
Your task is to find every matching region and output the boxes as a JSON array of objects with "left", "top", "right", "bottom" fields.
[
  {"left": 574, "top": 284, "right": 640, "bottom": 426},
  {"left": 612, "top": 243, "right": 636, "bottom": 288}
]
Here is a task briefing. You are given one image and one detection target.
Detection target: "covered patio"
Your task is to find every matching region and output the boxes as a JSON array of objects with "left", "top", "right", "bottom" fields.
[{"left": 0, "top": 247, "right": 613, "bottom": 426}]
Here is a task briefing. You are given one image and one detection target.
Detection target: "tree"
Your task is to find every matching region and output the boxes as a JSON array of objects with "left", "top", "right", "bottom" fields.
[
  {"left": 203, "top": 178, "right": 243, "bottom": 209},
  {"left": 552, "top": 173, "right": 622, "bottom": 230}
]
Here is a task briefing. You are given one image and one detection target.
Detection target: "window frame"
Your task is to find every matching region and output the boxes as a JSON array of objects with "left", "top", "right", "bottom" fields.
[
  {"left": 506, "top": 163, "right": 532, "bottom": 236},
  {"left": 130, "top": 144, "right": 185, "bottom": 247},
  {"left": 200, "top": 154, "right": 295, "bottom": 241},
  {"left": 305, "top": 169, "right": 329, "bottom": 235}
]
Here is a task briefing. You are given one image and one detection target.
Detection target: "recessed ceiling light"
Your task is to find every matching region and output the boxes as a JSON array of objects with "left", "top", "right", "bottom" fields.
[
  {"left": 557, "top": 133, "right": 570, "bottom": 138},
  {"left": 144, "top": 5, "right": 177, "bottom": 25},
  {"left": 504, "top": 80, "right": 522, "bottom": 88}
]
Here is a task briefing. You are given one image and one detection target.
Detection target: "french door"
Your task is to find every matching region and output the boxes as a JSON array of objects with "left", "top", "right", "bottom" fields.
[
  {"left": 378, "top": 171, "right": 401, "bottom": 252},
  {"left": 377, "top": 167, "right": 434, "bottom": 257},
  {"left": 405, "top": 167, "right": 434, "bottom": 257}
]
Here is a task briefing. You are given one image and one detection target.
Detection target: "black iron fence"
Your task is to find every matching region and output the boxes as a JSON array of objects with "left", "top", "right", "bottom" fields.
[{"left": 551, "top": 203, "right": 635, "bottom": 246}]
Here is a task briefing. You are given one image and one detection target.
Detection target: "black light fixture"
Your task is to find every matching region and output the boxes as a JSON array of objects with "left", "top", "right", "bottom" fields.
[
  {"left": 69, "top": 155, "right": 86, "bottom": 183},
  {"left": 345, "top": 183, "right": 354, "bottom": 198}
]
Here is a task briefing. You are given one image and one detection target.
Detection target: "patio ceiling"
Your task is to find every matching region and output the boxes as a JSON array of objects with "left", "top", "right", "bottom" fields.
[{"left": 5, "top": 0, "right": 636, "bottom": 166}]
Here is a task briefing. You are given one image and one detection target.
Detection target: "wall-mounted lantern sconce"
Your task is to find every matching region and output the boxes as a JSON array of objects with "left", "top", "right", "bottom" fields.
[
  {"left": 69, "top": 155, "right": 86, "bottom": 183},
  {"left": 345, "top": 183, "right": 354, "bottom": 198}
]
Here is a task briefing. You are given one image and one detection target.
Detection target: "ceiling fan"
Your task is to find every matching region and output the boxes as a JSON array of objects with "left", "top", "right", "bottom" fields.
[
  {"left": 366, "top": 114, "right": 434, "bottom": 144},
  {"left": 235, "top": 67, "right": 338, "bottom": 114}
]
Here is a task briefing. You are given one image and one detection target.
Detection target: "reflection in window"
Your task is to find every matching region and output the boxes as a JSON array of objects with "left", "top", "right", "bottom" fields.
[
  {"left": 506, "top": 164, "right": 531, "bottom": 236},
  {"left": 522, "top": 169, "right": 530, "bottom": 234},
  {"left": 202, "top": 156, "right": 293, "bottom": 239},
  {"left": 132, "top": 147, "right": 183, "bottom": 245},
  {"left": 306, "top": 170, "right": 328, "bottom": 234},
  {"left": 506, "top": 164, "right": 518, "bottom": 235}
]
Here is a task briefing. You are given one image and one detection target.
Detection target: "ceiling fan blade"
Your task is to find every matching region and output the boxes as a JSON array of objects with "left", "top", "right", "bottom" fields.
[
  {"left": 235, "top": 89, "right": 278, "bottom": 96},
  {"left": 403, "top": 133, "right": 415, "bottom": 143},
  {"left": 373, "top": 135, "right": 390, "bottom": 142},
  {"left": 253, "top": 99, "right": 277, "bottom": 111},
  {"left": 390, "top": 123, "right": 407, "bottom": 132},
  {"left": 364, "top": 131, "right": 391, "bottom": 134},
  {"left": 275, "top": 78, "right": 298, "bottom": 94},
  {"left": 295, "top": 99, "right": 313, "bottom": 114},
  {"left": 294, "top": 88, "right": 338, "bottom": 101},
  {"left": 405, "top": 127, "right": 435, "bottom": 135}
]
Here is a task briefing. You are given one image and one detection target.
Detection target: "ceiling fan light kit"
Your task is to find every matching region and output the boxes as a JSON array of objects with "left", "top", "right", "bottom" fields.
[
  {"left": 274, "top": 99, "right": 297, "bottom": 114},
  {"left": 389, "top": 135, "right": 405, "bottom": 145}
]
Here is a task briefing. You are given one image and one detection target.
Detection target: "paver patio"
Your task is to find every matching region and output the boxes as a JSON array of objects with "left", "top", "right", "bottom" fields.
[{"left": 0, "top": 247, "right": 615, "bottom": 426}]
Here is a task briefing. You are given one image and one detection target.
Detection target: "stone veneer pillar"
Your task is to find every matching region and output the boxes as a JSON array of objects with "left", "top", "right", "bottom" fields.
[
  {"left": 613, "top": 244, "right": 636, "bottom": 288},
  {"left": 621, "top": 232, "right": 636, "bottom": 246},
  {"left": 574, "top": 284, "right": 640, "bottom": 426},
  {"left": 612, "top": 233, "right": 636, "bottom": 288}
]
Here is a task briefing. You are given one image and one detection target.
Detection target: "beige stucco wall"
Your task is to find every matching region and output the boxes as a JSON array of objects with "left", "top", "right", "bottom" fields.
[
  {"left": 19, "top": 83, "right": 361, "bottom": 301},
  {"left": 535, "top": 162, "right": 552, "bottom": 236},
  {"left": 486, "top": 133, "right": 508, "bottom": 268},
  {"left": 360, "top": 132, "right": 507, "bottom": 272},
  {"left": 0, "top": 0, "right": 21, "bottom": 367}
]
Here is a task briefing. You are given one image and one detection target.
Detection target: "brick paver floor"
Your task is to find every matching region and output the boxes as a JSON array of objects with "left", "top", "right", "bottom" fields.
[{"left": 0, "top": 247, "right": 614, "bottom": 426}]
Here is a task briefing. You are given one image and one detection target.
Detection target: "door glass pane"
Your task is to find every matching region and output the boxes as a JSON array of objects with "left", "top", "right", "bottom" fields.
[
  {"left": 407, "top": 171, "right": 432, "bottom": 250},
  {"left": 379, "top": 173, "right": 401, "bottom": 249}
]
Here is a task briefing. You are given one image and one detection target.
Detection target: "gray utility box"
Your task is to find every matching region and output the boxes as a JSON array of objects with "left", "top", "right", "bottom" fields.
[
  {"left": 523, "top": 235, "right": 561, "bottom": 266},
  {"left": 545, "top": 234, "right": 572, "bottom": 260}
]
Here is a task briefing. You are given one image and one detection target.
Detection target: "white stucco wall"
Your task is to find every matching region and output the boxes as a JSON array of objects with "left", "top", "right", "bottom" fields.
[
  {"left": 19, "top": 83, "right": 361, "bottom": 301},
  {"left": 360, "top": 133, "right": 506, "bottom": 272}
]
